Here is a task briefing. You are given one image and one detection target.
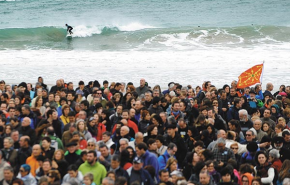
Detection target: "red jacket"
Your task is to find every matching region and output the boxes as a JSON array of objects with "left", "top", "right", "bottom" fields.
[
  {"left": 112, "top": 119, "right": 138, "bottom": 134},
  {"left": 96, "top": 123, "right": 106, "bottom": 141}
]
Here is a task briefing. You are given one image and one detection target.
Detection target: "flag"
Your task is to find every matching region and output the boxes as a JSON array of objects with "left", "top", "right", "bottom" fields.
[{"left": 237, "top": 63, "right": 264, "bottom": 89}]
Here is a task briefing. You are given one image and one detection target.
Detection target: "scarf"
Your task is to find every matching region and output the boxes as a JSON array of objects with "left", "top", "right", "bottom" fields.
[{"left": 256, "top": 162, "right": 271, "bottom": 178}]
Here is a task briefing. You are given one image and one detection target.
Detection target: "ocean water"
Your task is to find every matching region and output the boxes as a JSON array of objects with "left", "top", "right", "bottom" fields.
[{"left": 0, "top": 0, "right": 290, "bottom": 89}]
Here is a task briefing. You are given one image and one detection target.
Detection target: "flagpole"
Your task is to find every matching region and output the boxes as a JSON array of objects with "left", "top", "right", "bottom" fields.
[{"left": 260, "top": 61, "right": 265, "bottom": 85}]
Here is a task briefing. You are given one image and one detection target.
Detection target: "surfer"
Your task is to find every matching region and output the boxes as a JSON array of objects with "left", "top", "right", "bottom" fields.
[{"left": 65, "top": 24, "right": 73, "bottom": 34}]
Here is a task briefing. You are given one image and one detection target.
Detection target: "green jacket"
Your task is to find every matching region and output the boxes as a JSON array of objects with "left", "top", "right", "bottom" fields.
[{"left": 78, "top": 161, "right": 107, "bottom": 185}]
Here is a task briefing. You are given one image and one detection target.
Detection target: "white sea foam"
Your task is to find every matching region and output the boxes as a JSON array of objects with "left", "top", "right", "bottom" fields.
[{"left": 1, "top": 46, "right": 289, "bottom": 91}]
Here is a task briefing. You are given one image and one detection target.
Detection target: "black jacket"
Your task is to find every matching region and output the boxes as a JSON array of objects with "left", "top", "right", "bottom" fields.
[{"left": 19, "top": 125, "right": 36, "bottom": 146}]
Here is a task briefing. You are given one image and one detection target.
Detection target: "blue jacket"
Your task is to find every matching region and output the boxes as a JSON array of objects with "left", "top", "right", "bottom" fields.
[
  {"left": 141, "top": 150, "right": 159, "bottom": 180},
  {"left": 158, "top": 150, "right": 176, "bottom": 170},
  {"left": 127, "top": 167, "right": 155, "bottom": 185}
]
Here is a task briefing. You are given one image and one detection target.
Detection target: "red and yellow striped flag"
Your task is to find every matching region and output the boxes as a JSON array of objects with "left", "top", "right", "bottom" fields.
[{"left": 237, "top": 63, "right": 264, "bottom": 89}]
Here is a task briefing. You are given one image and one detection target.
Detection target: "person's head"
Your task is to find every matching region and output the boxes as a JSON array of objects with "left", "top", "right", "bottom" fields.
[
  {"left": 165, "top": 157, "right": 178, "bottom": 172},
  {"left": 252, "top": 177, "right": 262, "bottom": 185},
  {"left": 253, "top": 119, "right": 262, "bottom": 131},
  {"left": 19, "top": 136, "right": 30, "bottom": 148},
  {"left": 155, "top": 135, "right": 165, "bottom": 148},
  {"left": 263, "top": 109, "right": 271, "bottom": 118},
  {"left": 83, "top": 173, "right": 94, "bottom": 185},
  {"left": 262, "top": 122, "right": 270, "bottom": 132},
  {"left": 159, "top": 169, "right": 170, "bottom": 182},
  {"left": 53, "top": 149, "right": 65, "bottom": 161},
  {"left": 255, "top": 151, "right": 268, "bottom": 166},
  {"left": 120, "top": 126, "right": 129, "bottom": 137},
  {"left": 110, "top": 154, "right": 120, "bottom": 169},
  {"left": 167, "top": 124, "right": 177, "bottom": 137},
  {"left": 136, "top": 142, "right": 147, "bottom": 157},
  {"left": 21, "top": 117, "right": 31, "bottom": 127},
  {"left": 99, "top": 144, "right": 109, "bottom": 157},
  {"left": 167, "top": 143, "right": 177, "bottom": 156},
  {"left": 106, "top": 171, "right": 116, "bottom": 182},
  {"left": 32, "top": 144, "right": 41, "bottom": 157},
  {"left": 268, "top": 149, "right": 280, "bottom": 162},
  {"left": 19, "top": 164, "right": 30, "bottom": 177},
  {"left": 245, "top": 130, "right": 255, "bottom": 142},
  {"left": 132, "top": 157, "right": 143, "bottom": 171},
  {"left": 199, "top": 170, "right": 211, "bottom": 185},
  {"left": 220, "top": 167, "right": 232, "bottom": 182},
  {"left": 67, "top": 164, "right": 78, "bottom": 178},
  {"left": 134, "top": 132, "right": 144, "bottom": 144},
  {"left": 3, "top": 137, "right": 14, "bottom": 149},
  {"left": 217, "top": 138, "right": 226, "bottom": 152},
  {"left": 3, "top": 166, "right": 14, "bottom": 181},
  {"left": 41, "top": 136, "right": 51, "bottom": 149},
  {"left": 230, "top": 142, "right": 239, "bottom": 154},
  {"left": 12, "top": 179, "right": 24, "bottom": 185},
  {"left": 66, "top": 142, "right": 77, "bottom": 153},
  {"left": 239, "top": 109, "right": 248, "bottom": 122},
  {"left": 102, "top": 131, "right": 111, "bottom": 142},
  {"left": 101, "top": 177, "right": 114, "bottom": 185},
  {"left": 86, "top": 150, "right": 97, "bottom": 165},
  {"left": 42, "top": 159, "right": 52, "bottom": 172},
  {"left": 119, "top": 138, "right": 129, "bottom": 151}
]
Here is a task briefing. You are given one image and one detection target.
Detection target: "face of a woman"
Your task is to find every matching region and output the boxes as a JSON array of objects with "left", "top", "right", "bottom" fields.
[
  {"left": 201, "top": 110, "right": 207, "bottom": 116},
  {"left": 207, "top": 163, "right": 214, "bottom": 172},
  {"left": 145, "top": 113, "right": 150, "bottom": 121},
  {"left": 38, "top": 98, "right": 43, "bottom": 106},
  {"left": 64, "top": 108, "right": 70, "bottom": 116},
  {"left": 15, "top": 98, "right": 20, "bottom": 104},
  {"left": 126, "top": 93, "right": 132, "bottom": 100},
  {"left": 52, "top": 112, "right": 58, "bottom": 120},
  {"left": 170, "top": 161, "right": 177, "bottom": 171},
  {"left": 271, "top": 107, "right": 276, "bottom": 114},
  {"left": 193, "top": 153, "right": 200, "bottom": 162},
  {"left": 78, "top": 122, "right": 85, "bottom": 131},
  {"left": 55, "top": 151, "right": 62, "bottom": 160},
  {"left": 258, "top": 154, "right": 266, "bottom": 165},
  {"left": 207, "top": 126, "right": 212, "bottom": 134},
  {"left": 225, "top": 86, "right": 230, "bottom": 93},
  {"left": 242, "top": 176, "right": 249, "bottom": 185},
  {"left": 263, "top": 124, "right": 269, "bottom": 131},
  {"left": 19, "top": 168, "right": 27, "bottom": 177},
  {"left": 187, "top": 130, "right": 192, "bottom": 137},
  {"left": 4, "top": 139, "right": 12, "bottom": 148},
  {"left": 5, "top": 126, "right": 11, "bottom": 134},
  {"left": 127, "top": 149, "right": 133, "bottom": 158},
  {"left": 151, "top": 127, "right": 158, "bottom": 135},
  {"left": 152, "top": 118, "right": 158, "bottom": 125},
  {"left": 93, "top": 114, "right": 99, "bottom": 121}
]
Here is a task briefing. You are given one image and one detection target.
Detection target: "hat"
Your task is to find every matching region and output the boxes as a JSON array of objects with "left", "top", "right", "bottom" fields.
[
  {"left": 246, "top": 141, "right": 258, "bottom": 152},
  {"left": 279, "top": 92, "right": 287, "bottom": 96},
  {"left": 249, "top": 90, "right": 256, "bottom": 94},
  {"left": 89, "top": 117, "right": 96, "bottom": 122},
  {"left": 66, "top": 142, "right": 77, "bottom": 147},
  {"left": 273, "top": 136, "right": 284, "bottom": 144},
  {"left": 133, "top": 157, "right": 143, "bottom": 164},
  {"left": 167, "top": 123, "right": 177, "bottom": 129},
  {"left": 282, "top": 129, "right": 290, "bottom": 135}
]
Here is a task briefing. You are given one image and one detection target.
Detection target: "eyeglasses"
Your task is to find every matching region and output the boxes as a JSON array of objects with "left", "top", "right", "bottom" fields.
[
  {"left": 96, "top": 93, "right": 102, "bottom": 95},
  {"left": 231, "top": 148, "right": 238, "bottom": 150},
  {"left": 88, "top": 144, "right": 95, "bottom": 147}
]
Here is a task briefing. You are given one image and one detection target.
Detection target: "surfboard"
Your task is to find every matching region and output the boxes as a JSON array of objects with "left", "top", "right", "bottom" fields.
[{"left": 66, "top": 32, "right": 72, "bottom": 38}]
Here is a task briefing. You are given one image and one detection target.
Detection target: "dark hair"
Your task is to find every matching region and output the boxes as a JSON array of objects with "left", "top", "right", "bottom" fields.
[
  {"left": 194, "top": 141, "right": 204, "bottom": 148},
  {"left": 87, "top": 150, "right": 97, "bottom": 157},
  {"left": 144, "top": 165, "right": 155, "bottom": 180},
  {"left": 41, "top": 136, "right": 51, "bottom": 143},
  {"left": 158, "top": 169, "right": 169, "bottom": 176},
  {"left": 80, "top": 150, "right": 87, "bottom": 157},
  {"left": 43, "top": 159, "right": 52, "bottom": 166},
  {"left": 80, "top": 100, "right": 89, "bottom": 108},
  {"left": 99, "top": 144, "right": 109, "bottom": 150},
  {"left": 155, "top": 135, "right": 165, "bottom": 145},
  {"left": 255, "top": 151, "right": 268, "bottom": 165},
  {"left": 102, "top": 131, "right": 111, "bottom": 136},
  {"left": 147, "top": 138, "right": 156, "bottom": 146},
  {"left": 136, "top": 142, "right": 148, "bottom": 151},
  {"left": 152, "top": 97, "right": 160, "bottom": 105},
  {"left": 12, "top": 179, "right": 24, "bottom": 185},
  {"left": 115, "top": 176, "right": 127, "bottom": 185},
  {"left": 146, "top": 124, "right": 157, "bottom": 136},
  {"left": 111, "top": 154, "right": 121, "bottom": 162},
  {"left": 67, "top": 164, "right": 78, "bottom": 171}
]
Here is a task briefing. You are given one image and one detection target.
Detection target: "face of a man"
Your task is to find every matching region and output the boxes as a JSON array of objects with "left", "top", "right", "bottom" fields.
[
  {"left": 230, "top": 89, "right": 236, "bottom": 96},
  {"left": 116, "top": 106, "right": 123, "bottom": 114},
  {"left": 87, "top": 153, "right": 96, "bottom": 164},
  {"left": 160, "top": 171, "right": 170, "bottom": 182},
  {"left": 245, "top": 131, "right": 254, "bottom": 141},
  {"left": 263, "top": 110, "right": 271, "bottom": 118},
  {"left": 135, "top": 147, "right": 144, "bottom": 157},
  {"left": 284, "top": 134, "right": 290, "bottom": 142},
  {"left": 172, "top": 103, "right": 180, "bottom": 112},
  {"left": 140, "top": 79, "right": 145, "bottom": 87},
  {"left": 111, "top": 160, "right": 120, "bottom": 169},
  {"left": 199, "top": 173, "right": 210, "bottom": 185},
  {"left": 22, "top": 117, "right": 30, "bottom": 127},
  {"left": 217, "top": 143, "right": 225, "bottom": 152},
  {"left": 122, "top": 112, "right": 129, "bottom": 120},
  {"left": 4, "top": 170, "right": 13, "bottom": 181},
  {"left": 68, "top": 170, "right": 77, "bottom": 178},
  {"left": 119, "top": 140, "right": 128, "bottom": 151},
  {"left": 100, "top": 147, "right": 109, "bottom": 157},
  {"left": 32, "top": 145, "right": 41, "bottom": 157},
  {"left": 253, "top": 120, "right": 262, "bottom": 130},
  {"left": 168, "top": 147, "right": 177, "bottom": 156}
]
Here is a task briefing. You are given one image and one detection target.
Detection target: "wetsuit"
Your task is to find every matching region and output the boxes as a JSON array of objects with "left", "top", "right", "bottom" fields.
[{"left": 66, "top": 25, "right": 73, "bottom": 34}]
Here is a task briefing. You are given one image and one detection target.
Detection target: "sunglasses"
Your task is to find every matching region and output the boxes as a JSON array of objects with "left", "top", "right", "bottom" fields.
[{"left": 88, "top": 144, "right": 95, "bottom": 147}]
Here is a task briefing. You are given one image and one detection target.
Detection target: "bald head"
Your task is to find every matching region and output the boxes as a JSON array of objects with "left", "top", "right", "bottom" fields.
[{"left": 32, "top": 144, "right": 41, "bottom": 157}]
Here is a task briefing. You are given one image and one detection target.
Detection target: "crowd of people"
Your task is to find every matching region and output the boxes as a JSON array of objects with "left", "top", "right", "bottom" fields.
[{"left": 0, "top": 77, "right": 290, "bottom": 185}]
